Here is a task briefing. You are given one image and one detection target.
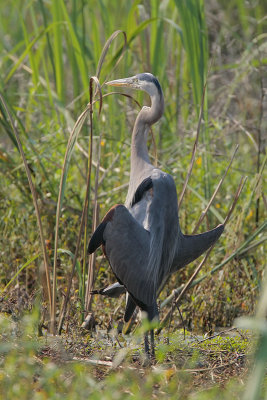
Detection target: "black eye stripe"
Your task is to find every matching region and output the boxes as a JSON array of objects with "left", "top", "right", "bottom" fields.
[{"left": 136, "top": 73, "right": 162, "bottom": 98}]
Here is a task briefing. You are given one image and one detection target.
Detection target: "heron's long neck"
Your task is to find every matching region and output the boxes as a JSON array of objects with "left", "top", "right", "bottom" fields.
[
  {"left": 126, "top": 93, "right": 164, "bottom": 207},
  {"left": 130, "top": 93, "right": 164, "bottom": 177},
  {"left": 131, "top": 117, "right": 150, "bottom": 167}
]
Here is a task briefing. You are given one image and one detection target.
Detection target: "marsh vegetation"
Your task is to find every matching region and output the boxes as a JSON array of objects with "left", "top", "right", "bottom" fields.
[{"left": 0, "top": 0, "right": 266, "bottom": 398}]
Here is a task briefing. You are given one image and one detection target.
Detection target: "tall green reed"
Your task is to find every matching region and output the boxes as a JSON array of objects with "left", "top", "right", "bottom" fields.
[{"left": 174, "top": 0, "right": 211, "bottom": 205}]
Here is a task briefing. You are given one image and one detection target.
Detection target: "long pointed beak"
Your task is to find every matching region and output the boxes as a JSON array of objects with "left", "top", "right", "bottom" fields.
[{"left": 105, "top": 77, "right": 139, "bottom": 89}]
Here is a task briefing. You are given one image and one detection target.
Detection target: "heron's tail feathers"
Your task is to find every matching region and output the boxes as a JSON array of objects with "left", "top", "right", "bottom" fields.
[{"left": 124, "top": 295, "right": 137, "bottom": 323}]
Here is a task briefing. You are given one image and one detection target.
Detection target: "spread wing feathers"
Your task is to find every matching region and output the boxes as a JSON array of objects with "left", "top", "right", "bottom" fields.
[
  {"left": 88, "top": 220, "right": 107, "bottom": 254},
  {"left": 142, "top": 170, "right": 179, "bottom": 296},
  {"left": 170, "top": 224, "right": 224, "bottom": 274},
  {"left": 102, "top": 205, "right": 157, "bottom": 305}
]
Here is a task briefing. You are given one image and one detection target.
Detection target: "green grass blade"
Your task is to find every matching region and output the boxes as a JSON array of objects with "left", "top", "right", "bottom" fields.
[
  {"left": 174, "top": 0, "right": 211, "bottom": 203},
  {"left": 38, "top": 0, "right": 56, "bottom": 84},
  {"left": 51, "top": 0, "right": 64, "bottom": 102},
  {"left": 59, "top": 0, "right": 88, "bottom": 92},
  {"left": 57, "top": 248, "right": 83, "bottom": 299},
  {"left": 1, "top": 254, "right": 40, "bottom": 294},
  {"left": 20, "top": 15, "right": 39, "bottom": 87},
  {"left": 52, "top": 106, "right": 89, "bottom": 333}
]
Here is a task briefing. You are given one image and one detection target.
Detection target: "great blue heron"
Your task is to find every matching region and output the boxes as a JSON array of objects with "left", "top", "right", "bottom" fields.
[{"left": 88, "top": 73, "right": 224, "bottom": 357}]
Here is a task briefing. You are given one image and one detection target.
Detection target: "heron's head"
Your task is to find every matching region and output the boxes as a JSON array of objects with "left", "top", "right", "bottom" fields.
[{"left": 106, "top": 72, "right": 163, "bottom": 100}]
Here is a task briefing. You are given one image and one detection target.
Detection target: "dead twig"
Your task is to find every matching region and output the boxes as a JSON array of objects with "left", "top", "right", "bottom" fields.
[
  {"left": 72, "top": 358, "right": 113, "bottom": 367},
  {"left": 184, "top": 355, "right": 246, "bottom": 373},
  {"left": 227, "top": 114, "right": 258, "bottom": 151},
  {"left": 262, "top": 192, "right": 267, "bottom": 212},
  {"left": 192, "top": 144, "right": 239, "bottom": 234},
  {"left": 97, "top": 183, "right": 129, "bottom": 198},
  {"left": 75, "top": 142, "right": 106, "bottom": 172},
  {"left": 83, "top": 93, "right": 102, "bottom": 313},
  {"left": 57, "top": 77, "right": 102, "bottom": 335},
  {"left": 98, "top": 152, "right": 121, "bottom": 186},
  {"left": 70, "top": 357, "right": 139, "bottom": 370},
  {"left": 197, "top": 327, "right": 237, "bottom": 343},
  {"left": 85, "top": 143, "right": 101, "bottom": 311},
  {"left": 178, "top": 81, "right": 207, "bottom": 208},
  {"left": 96, "top": 30, "right": 127, "bottom": 83}
]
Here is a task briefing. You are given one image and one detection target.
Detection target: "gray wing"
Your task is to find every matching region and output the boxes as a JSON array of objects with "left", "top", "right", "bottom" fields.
[
  {"left": 118, "top": 170, "right": 179, "bottom": 319},
  {"left": 170, "top": 224, "right": 224, "bottom": 274},
  {"left": 89, "top": 170, "right": 179, "bottom": 306},
  {"left": 91, "top": 204, "right": 156, "bottom": 305},
  {"left": 125, "top": 169, "right": 179, "bottom": 299}
]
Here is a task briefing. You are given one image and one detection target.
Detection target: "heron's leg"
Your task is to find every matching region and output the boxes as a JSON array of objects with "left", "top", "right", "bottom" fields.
[
  {"left": 144, "top": 332, "right": 150, "bottom": 355},
  {"left": 150, "top": 329, "right": 155, "bottom": 359},
  {"left": 144, "top": 302, "right": 158, "bottom": 359}
]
